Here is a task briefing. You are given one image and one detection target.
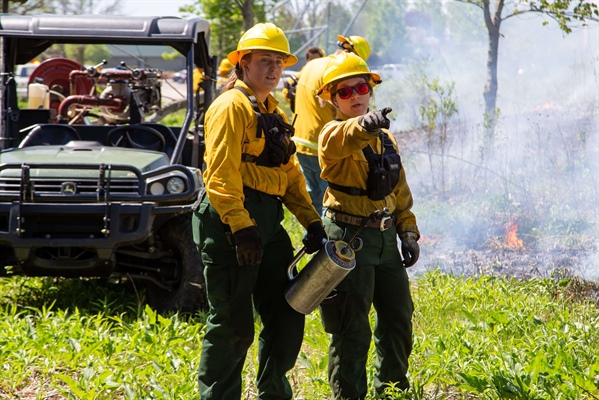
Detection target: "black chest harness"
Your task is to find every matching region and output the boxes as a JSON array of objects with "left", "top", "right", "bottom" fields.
[
  {"left": 328, "top": 131, "right": 402, "bottom": 201},
  {"left": 235, "top": 87, "right": 296, "bottom": 168}
]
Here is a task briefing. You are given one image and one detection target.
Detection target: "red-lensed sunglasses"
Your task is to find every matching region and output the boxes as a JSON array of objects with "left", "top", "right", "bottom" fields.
[{"left": 334, "top": 82, "right": 371, "bottom": 99}]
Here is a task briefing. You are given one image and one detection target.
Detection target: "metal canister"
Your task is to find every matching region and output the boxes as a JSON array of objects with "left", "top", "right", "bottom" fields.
[{"left": 284, "top": 240, "right": 356, "bottom": 315}]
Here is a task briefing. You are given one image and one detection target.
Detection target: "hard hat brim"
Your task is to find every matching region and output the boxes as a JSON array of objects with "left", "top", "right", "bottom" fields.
[
  {"left": 337, "top": 35, "right": 350, "bottom": 45},
  {"left": 227, "top": 49, "right": 298, "bottom": 67}
]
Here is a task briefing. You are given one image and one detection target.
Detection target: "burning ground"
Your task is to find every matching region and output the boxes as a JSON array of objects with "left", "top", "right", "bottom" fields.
[
  {"left": 370, "top": 17, "right": 598, "bottom": 296},
  {"left": 393, "top": 107, "right": 598, "bottom": 297}
]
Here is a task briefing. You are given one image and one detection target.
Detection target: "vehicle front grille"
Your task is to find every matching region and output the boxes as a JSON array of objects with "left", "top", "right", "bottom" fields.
[{"left": 0, "top": 177, "right": 140, "bottom": 196}]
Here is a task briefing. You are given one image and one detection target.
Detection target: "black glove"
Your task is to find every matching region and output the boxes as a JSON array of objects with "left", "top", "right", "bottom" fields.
[
  {"left": 233, "top": 226, "right": 263, "bottom": 266},
  {"left": 358, "top": 107, "right": 392, "bottom": 134},
  {"left": 399, "top": 232, "right": 420, "bottom": 268},
  {"left": 303, "top": 221, "right": 327, "bottom": 254}
]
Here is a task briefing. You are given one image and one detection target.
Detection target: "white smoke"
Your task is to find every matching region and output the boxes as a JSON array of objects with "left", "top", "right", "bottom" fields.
[{"left": 370, "top": 9, "right": 599, "bottom": 281}]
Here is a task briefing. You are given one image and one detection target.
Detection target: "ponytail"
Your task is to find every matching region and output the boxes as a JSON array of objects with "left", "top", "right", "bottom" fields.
[
  {"left": 222, "top": 54, "right": 251, "bottom": 92},
  {"left": 222, "top": 67, "right": 239, "bottom": 92}
]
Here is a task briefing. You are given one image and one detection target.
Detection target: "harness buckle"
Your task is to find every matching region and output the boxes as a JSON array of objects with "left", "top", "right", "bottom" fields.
[{"left": 380, "top": 215, "right": 392, "bottom": 231}]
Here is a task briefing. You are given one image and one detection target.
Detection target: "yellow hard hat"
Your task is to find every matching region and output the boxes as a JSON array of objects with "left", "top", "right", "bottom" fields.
[
  {"left": 218, "top": 58, "right": 234, "bottom": 76},
  {"left": 228, "top": 23, "right": 298, "bottom": 67},
  {"left": 337, "top": 35, "right": 371, "bottom": 61},
  {"left": 317, "top": 52, "right": 381, "bottom": 101}
]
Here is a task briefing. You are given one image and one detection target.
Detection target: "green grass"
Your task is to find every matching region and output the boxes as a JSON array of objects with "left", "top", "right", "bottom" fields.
[
  {"left": 2, "top": 103, "right": 597, "bottom": 398},
  {"left": 1, "top": 270, "right": 597, "bottom": 399}
]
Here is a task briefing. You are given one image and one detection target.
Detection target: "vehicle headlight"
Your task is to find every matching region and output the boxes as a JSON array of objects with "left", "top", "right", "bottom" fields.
[
  {"left": 146, "top": 171, "right": 188, "bottom": 196},
  {"left": 150, "top": 182, "right": 165, "bottom": 195},
  {"left": 166, "top": 177, "right": 185, "bottom": 194}
]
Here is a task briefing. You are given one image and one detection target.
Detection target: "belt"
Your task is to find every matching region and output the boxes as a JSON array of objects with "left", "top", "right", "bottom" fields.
[{"left": 325, "top": 209, "right": 394, "bottom": 231}]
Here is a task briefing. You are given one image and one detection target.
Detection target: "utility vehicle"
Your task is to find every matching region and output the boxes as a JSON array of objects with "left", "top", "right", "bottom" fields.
[{"left": 0, "top": 14, "right": 215, "bottom": 313}]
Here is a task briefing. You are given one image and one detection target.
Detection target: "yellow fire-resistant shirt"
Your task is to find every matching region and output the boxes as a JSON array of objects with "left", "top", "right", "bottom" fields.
[
  {"left": 293, "top": 56, "right": 337, "bottom": 157},
  {"left": 203, "top": 80, "right": 321, "bottom": 233},
  {"left": 318, "top": 112, "right": 420, "bottom": 237},
  {"left": 192, "top": 68, "right": 204, "bottom": 93}
]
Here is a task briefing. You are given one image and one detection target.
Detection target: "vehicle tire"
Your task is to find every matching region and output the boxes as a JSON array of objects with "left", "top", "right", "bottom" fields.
[{"left": 145, "top": 214, "right": 207, "bottom": 314}]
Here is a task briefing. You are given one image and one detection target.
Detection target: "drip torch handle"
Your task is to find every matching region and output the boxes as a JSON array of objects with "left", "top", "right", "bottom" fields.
[
  {"left": 287, "top": 246, "right": 307, "bottom": 280},
  {"left": 287, "top": 238, "right": 328, "bottom": 280}
]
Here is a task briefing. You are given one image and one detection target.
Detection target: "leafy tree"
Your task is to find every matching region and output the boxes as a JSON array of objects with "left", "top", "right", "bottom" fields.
[
  {"left": 363, "top": 0, "right": 410, "bottom": 65},
  {"left": 64, "top": 44, "right": 111, "bottom": 66},
  {"left": 4, "top": 0, "right": 42, "bottom": 13},
  {"left": 51, "top": 0, "right": 119, "bottom": 14},
  {"left": 180, "top": 0, "right": 271, "bottom": 60},
  {"left": 272, "top": 1, "right": 377, "bottom": 60},
  {"left": 8, "top": 0, "right": 119, "bottom": 14},
  {"left": 270, "top": 0, "right": 334, "bottom": 57},
  {"left": 458, "top": 0, "right": 598, "bottom": 157},
  {"left": 287, "top": 1, "right": 381, "bottom": 62},
  {"left": 5, "top": 0, "right": 119, "bottom": 65}
]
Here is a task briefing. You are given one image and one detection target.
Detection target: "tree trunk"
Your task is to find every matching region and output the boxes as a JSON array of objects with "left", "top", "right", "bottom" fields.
[
  {"left": 241, "top": 0, "right": 254, "bottom": 30},
  {"left": 482, "top": 0, "right": 504, "bottom": 159},
  {"left": 75, "top": 44, "right": 85, "bottom": 65}
]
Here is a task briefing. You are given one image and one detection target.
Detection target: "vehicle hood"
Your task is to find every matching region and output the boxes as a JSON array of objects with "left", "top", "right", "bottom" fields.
[{"left": 0, "top": 144, "right": 169, "bottom": 177}]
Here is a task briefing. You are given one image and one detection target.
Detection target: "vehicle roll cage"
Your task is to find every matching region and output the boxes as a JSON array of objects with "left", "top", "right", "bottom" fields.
[{"left": 0, "top": 14, "right": 217, "bottom": 162}]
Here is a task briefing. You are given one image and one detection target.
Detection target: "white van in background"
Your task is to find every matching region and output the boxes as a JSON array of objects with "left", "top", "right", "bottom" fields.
[
  {"left": 14, "top": 63, "right": 39, "bottom": 99},
  {"left": 379, "top": 63, "right": 405, "bottom": 80}
]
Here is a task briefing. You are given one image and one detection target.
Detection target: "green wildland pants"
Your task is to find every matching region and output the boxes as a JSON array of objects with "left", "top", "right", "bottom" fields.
[
  {"left": 320, "top": 216, "right": 414, "bottom": 400},
  {"left": 193, "top": 188, "right": 305, "bottom": 400}
]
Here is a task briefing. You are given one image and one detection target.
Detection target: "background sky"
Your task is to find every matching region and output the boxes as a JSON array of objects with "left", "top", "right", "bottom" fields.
[{"left": 120, "top": 0, "right": 190, "bottom": 17}]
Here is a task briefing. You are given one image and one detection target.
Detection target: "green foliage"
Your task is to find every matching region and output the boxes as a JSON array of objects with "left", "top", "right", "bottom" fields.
[
  {"left": 161, "top": 50, "right": 184, "bottom": 62},
  {"left": 412, "top": 272, "right": 599, "bottom": 399},
  {"left": 272, "top": 88, "right": 293, "bottom": 120},
  {"left": 461, "top": 0, "right": 598, "bottom": 159},
  {"left": 418, "top": 76, "right": 458, "bottom": 195},
  {"left": 419, "top": 78, "right": 458, "bottom": 135},
  {"left": 363, "top": 0, "right": 410, "bottom": 63},
  {"left": 10, "top": 0, "right": 121, "bottom": 15},
  {"left": 179, "top": 0, "right": 270, "bottom": 60},
  {"left": 444, "top": 1, "right": 487, "bottom": 43},
  {"left": 528, "top": 0, "right": 599, "bottom": 33},
  {"left": 63, "top": 44, "right": 112, "bottom": 66},
  {"left": 160, "top": 109, "right": 187, "bottom": 127},
  {"left": 1, "top": 270, "right": 597, "bottom": 398}
]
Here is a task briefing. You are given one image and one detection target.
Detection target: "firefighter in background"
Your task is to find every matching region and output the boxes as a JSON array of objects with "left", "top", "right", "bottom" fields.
[
  {"left": 192, "top": 67, "right": 204, "bottom": 93},
  {"left": 281, "top": 46, "right": 325, "bottom": 112},
  {"left": 193, "top": 59, "right": 233, "bottom": 95},
  {"left": 293, "top": 35, "right": 371, "bottom": 216},
  {"left": 192, "top": 22, "right": 326, "bottom": 400},
  {"left": 216, "top": 58, "right": 234, "bottom": 93},
  {"left": 316, "top": 52, "right": 420, "bottom": 399}
]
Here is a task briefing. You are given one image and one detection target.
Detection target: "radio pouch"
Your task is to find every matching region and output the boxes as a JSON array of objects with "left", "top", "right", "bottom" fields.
[{"left": 235, "top": 87, "right": 296, "bottom": 167}]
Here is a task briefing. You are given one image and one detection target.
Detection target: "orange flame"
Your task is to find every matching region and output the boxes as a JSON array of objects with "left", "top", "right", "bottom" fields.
[
  {"left": 505, "top": 216, "right": 524, "bottom": 249},
  {"left": 419, "top": 233, "right": 439, "bottom": 245}
]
